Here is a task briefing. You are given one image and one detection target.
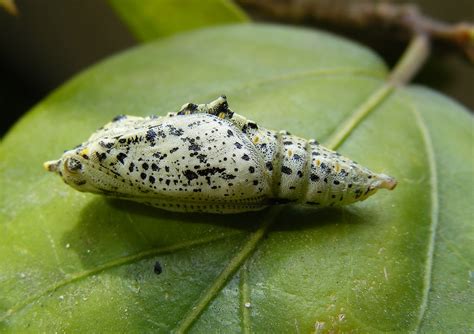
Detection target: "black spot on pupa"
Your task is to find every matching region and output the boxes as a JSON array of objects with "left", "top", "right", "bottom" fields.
[
  {"left": 234, "top": 142, "right": 243, "bottom": 149},
  {"left": 283, "top": 141, "right": 293, "bottom": 145},
  {"left": 241, "top": 154, "right": 250, "bottom": 161},
  {"left": 247, "top": 122, "right": 258, "bottom": 129},
  {"left": 197, "top": 167, "right": 226, "bottom": 177},
  {"left": 118, "top": 138, "right": 127, "bottom": 144},
  {"left": 167, "top": 125, "right": 184, "bottom": 136},
  {"left": 196, "top": 154, "right": 208, "bottom": 163},
  {"left": 281, "top": 166, "right": 292, "bottom": 175},
  {"left": 112, "top": 115, "right": 126, "bottom": 122},
  {"left": 253, "top": 180, "right": 259, "bottom": 186},
  {"left": 310, "top": 174, "right": 319, "bottom": 182},
  {"left": 170, "top": 147, "right": 179, "bottom": 153},
  {"left": 146, "top": 129, "right": 157, "bottom": 141},
  {"left": 227, "top": 129, "right": 234, "bottom": 137},
  {"left": 297, "top": 170, "right": 303, "bottom": 178},
  {"left": 149, "top": 176, "right": 155, "bottom": 184},
  {"left": 221, "top": 173, "right": 236, "bottom": 180},
  {"left": 129, "top": 162, "right": 135, "bottom": 173},
  {"left": 140, "top": 173, "right": 147, "bottom": 180},
  {"left": 99, "top": 141, "right": 114, "bottom": 149},
  {"left": 183, "top": 170, "right": 198, "bottom": 181},
  {"left": 333, "top": 180, "right": 340, "bottom": 185},
  {"left": 142, "top": 163, "right": 149, "bottom": 170},
  {"left": 110, "top": 169, "right": 121, "bottom": 177},
  {"left": 339, "top": 169, "right": 349, "bottom": 177},
  {"left": 151, "top": 163, "right": 159, "bottom": 171},
  {"left": 117, "top": 153, "right": 127, "bottom": 164},
  {"left": 95, "top": 152, "right": 107, "bottom": 162},
  {"left": 265, "top": 162, "right": 273, "bottom": 171},
  {"left": 249, "top": 166, "right": 255, "bottom": 173},
  {"left": 188, "top": 142, "right": 201, "bottom": 152}
]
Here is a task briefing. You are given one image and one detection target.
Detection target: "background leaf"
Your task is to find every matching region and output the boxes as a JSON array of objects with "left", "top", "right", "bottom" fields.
[
  {"left": 108, "top": 0, "right": 248, "bottom": 41},
  {"left": 0, "top": 24, "right": 472, "bottom": 332}
]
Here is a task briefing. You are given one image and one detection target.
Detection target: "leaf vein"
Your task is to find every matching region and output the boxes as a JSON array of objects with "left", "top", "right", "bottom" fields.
[
  {"left": 239, "top": 263, "right": 251, "bottom": 334},
  {"left": 409, "top": 102, "right": 440, "bottom": 332}
]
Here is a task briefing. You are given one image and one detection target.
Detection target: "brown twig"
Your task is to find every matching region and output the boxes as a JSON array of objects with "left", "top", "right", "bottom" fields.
[{"left": 236, "top": 0, "right": 474, "bottom": 63}]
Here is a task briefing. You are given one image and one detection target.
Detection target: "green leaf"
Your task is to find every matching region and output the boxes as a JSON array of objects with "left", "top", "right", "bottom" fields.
[
  {"left": 1, "top": 24, "right": 472, "bottom": 332},
  {"left": 108, "top": 0, "right": 248, "bottom": 42}
]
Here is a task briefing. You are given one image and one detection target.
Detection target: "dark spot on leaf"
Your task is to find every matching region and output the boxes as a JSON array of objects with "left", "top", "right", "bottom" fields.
[{"left": 154, "top": 261, "right": 162, "bottom": 275}]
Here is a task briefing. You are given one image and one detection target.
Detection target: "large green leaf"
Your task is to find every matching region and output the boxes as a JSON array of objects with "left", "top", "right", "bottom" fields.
[
  {"left": 0, "top": 24, "right": 472, "bottom": 332},
  {"left": 108, "top": 0, "right": 248, "bottom": 41}
]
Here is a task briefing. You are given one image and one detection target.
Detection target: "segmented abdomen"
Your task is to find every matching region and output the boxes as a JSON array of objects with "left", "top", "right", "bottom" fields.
[{"left": 244, "top": 124, "right": 388, "bottom": 207}]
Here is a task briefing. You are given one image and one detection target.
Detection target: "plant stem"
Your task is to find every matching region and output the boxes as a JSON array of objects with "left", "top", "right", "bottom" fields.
[
  {"left": 237, "top": 0, "right": 473, "bottom": 62},
  {"left": 325, "top": 33, "right": 430, "bottom": 150},
  {"left": 389, "top": 33, "right": 430, "bottom": 86}
]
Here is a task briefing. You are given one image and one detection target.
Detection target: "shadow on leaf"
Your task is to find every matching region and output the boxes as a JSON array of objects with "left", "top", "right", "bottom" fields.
[
  {"left": 62, "top": 196, "right": 366, "bottom": 271},
  {"left": 272, "top": 205, "right": 368, "bottom": 232}
]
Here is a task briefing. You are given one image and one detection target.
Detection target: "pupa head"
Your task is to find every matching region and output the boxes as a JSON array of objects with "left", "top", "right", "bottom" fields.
[{"left": 44, "top": 145, "right": 113, "bottom": 194}]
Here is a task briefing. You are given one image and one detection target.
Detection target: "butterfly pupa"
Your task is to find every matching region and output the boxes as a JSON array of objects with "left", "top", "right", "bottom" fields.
[{"left": 44, "top": 96, "right": 396, "bottom": 214}]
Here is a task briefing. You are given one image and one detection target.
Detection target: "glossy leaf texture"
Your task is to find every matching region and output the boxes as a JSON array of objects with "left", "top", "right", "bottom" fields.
[
  {"left": 108, "top": 0, "right": 248, "bottom": 41},
  {"left": 0, "top": 24, "right": 472, "bottom": 333}
]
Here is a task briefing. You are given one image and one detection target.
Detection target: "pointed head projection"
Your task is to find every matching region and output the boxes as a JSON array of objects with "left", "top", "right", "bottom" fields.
[
  {"left": 43, "top": 145, "right": 117, "bottom": 195},
  {"left": 355, "top": 173, "right": 397, "bottom": 203}
]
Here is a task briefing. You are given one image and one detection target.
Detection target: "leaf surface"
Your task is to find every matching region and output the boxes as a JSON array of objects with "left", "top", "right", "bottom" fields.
[{"left": 0, "top": 24, "right": 472, "bottom": 333}]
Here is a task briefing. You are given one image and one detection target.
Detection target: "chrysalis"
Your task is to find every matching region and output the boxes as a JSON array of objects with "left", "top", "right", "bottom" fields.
[{"left": 44, "top": 96, "right": 396, "bottom": 213}]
